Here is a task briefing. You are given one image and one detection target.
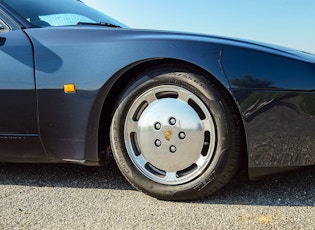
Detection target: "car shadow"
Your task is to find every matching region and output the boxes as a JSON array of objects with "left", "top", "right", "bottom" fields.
[
  {"left": 0, "top": 157, "right": 133, "bottom": 191},
  {"left": 0, "top": 159, "right": 314, "bottom": 207},
  {"left": 199, "top": 166, "right": 315, "bottom": 207}
]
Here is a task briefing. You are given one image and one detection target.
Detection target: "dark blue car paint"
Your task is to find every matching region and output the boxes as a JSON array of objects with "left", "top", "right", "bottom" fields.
[
  {"left": 222, "top": 45, "right": 315, "bottom": 173},
  {"left": 0, "top": 3, "right": 315, "bottom": 179},
  {"left": 0, "top": 29, "right": 37, "bottom": 133},
  {"left": 26, "top": 27, "right": 229, "bottom": 162}
]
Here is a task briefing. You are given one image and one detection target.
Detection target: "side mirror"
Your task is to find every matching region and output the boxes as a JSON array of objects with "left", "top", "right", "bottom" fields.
[{"left": 0, "top": 37, "right": 6, "bottom": 46}]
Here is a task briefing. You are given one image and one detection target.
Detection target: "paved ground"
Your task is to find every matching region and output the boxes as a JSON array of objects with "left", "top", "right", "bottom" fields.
[{"left": 0, "top": 158, "right": 314, "bottom": 229}]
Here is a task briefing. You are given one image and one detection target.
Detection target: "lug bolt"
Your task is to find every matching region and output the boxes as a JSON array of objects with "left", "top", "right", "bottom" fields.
[
  {"left": 169, "top": 117, "right": 176, "bottom": 125},
  {"left": 179, "top": 132, "right": 186, "bottom": 140},
  {"left": 170, "top": 145, "right": 177, "bottom": 153},
  {"left": 154, "top": 122, "right": 161, "bottom": 130},
  {"left": 155, "top": 140, "right": 161, "bottom": 147}
]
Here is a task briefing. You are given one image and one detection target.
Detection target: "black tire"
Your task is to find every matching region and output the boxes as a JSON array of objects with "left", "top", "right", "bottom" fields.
[{"left": 110, "top": 65, "right": 243, "bottom": 201}]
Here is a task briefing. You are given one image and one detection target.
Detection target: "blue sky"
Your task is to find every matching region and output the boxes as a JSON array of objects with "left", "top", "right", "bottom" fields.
[{"left": 83, "top": 0, "right": 315, "bottom": 54}]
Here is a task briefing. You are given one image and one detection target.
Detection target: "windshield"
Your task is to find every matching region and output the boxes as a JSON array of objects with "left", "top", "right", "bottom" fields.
[{"left": 1, "top": 0, "right": 126, "bottom": 28}]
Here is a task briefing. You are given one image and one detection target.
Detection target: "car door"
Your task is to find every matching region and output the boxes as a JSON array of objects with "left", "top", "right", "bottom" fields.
[
  {"left": 0, "top": 17, "right": 37, "bottom": 134},
  {"left": 0, "top": 13, "right": 45, "bottom": 158}
]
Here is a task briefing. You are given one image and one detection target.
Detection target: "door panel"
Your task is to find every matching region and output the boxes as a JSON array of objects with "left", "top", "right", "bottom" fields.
[{"left": 0, "top": 28, "right": 37, "bottom": 133}]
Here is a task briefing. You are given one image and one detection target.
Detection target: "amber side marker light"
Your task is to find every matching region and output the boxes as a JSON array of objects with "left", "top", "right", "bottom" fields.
[{"left": 64, "top": 83, "right": 76, "bottom": 93}]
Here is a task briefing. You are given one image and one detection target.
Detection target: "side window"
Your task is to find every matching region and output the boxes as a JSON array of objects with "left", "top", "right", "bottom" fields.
[{"left": 0, "top": 19, "right": 9, "bottom": 33}]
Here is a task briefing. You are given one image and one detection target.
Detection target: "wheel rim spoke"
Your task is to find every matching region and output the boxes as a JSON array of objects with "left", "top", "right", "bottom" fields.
[
  {"left": 201, "top": 118, "right": 213, "bottom": 131},
  {"left": 165, "top": 172, "right": 177, "bottom": 182},
  {"left": 143, "top": 91, "right": 157, "bottom": 103},
  {"left": 177, "top": 90, "right": 190, "bottom": 103},
  {"left": 126, "top": 119, "right": 138, "bottom": 133},
  {"left": 135, "top": 154, "right": 147, "bottom": 168},
  {"left": 196, "top": 156, "right": 207, "bottom": 169}
]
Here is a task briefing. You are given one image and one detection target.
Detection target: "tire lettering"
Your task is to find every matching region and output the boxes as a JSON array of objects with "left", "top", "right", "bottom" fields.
[
  {"left": 113, "top": 136, "right": 130, "bottom": 174},
  {"left": 193, "top": 170, "right": 216, "bottom": 191}
]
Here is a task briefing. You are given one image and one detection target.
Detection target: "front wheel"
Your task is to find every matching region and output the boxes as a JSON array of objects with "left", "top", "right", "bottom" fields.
[{"left": 110, "top": 66, "right": 243, "bottom": 200}]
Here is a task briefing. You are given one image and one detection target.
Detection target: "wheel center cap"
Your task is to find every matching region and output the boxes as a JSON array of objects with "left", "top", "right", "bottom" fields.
[{"left": 136, "top": 98, "right": 205, "bottom": 172}]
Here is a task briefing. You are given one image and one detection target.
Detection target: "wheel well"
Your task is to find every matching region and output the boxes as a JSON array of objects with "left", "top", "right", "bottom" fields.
[{"left": 98, "top": 58, "right": 247, "bottom": 168}]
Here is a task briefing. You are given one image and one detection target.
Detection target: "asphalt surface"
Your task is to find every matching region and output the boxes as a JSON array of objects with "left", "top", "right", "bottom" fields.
[{"left": 0, "top": 158, "right": 314, "bottom": 229}]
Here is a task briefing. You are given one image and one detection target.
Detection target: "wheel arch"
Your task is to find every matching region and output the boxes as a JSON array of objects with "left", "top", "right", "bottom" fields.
[{"left": 97, "top": 58, "right": 247, "bottom": 168}]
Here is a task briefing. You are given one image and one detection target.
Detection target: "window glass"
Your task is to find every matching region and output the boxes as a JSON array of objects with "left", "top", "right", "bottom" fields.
[
  {"left": 2, "top": 0, "right": 126, "bottom": 28},
  {"left": 0, "top": 20, "right": 9, "bottom": 33},
  {"left": 37, "top": 14, "right": 94, "bottom": 27}
]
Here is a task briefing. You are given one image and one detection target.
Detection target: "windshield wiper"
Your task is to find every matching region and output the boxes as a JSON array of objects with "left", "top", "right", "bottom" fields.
[{"left": 77, "top": 22, "right": 121, "bottom": 28}]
